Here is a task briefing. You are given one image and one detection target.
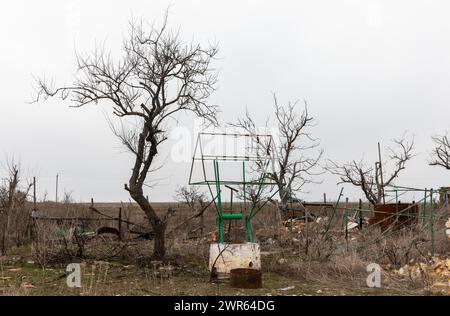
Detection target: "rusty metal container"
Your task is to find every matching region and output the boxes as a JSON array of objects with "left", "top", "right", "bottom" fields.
[
  {"left": 369, "top": 203, "right": 419, "bottom": 231},
  {"left": 230, "top": 268, "right": 262, "bottom": 289}
]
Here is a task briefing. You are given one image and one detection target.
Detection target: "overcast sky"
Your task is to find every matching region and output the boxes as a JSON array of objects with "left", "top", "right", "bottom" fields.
[{"left": 1, "top": 0, "right": 449, "bottom": 203}]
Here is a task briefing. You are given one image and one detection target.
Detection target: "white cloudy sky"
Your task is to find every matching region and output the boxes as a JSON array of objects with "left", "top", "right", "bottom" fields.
[{"left": 1, "top": 0, "right": 449, "bottom": 203}]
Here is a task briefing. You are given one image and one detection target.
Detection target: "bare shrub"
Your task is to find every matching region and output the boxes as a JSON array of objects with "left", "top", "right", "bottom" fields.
[
  {"left": 31, "top": 221, "right": 78, "bottom": 267},
  {"left": 174, "top": 186, "right": 209, "bottom": 239}
]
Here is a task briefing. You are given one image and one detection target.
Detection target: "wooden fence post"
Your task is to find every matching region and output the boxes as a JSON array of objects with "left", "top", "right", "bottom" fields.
[
  {"left": 33, "top": 177, "right": 37, "bottom": 211},
  {"left": 305, "top": 208, "right": 309, "bottom": 255},
  {"left": 30, "top": 177, "right": 37, "bottom": 240},
  {"left": 358, "top": 199, "right": 363, "bottom": 229},
  {"left": 118, "top": 207, "right": 122, "bottom": 241}
]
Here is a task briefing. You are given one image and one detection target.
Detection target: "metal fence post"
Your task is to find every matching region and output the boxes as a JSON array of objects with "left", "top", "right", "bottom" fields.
[
  {"left": 118, "top": 207, "right": 122, "bottom": 241},
  {"left": 344, "top": 210, "right": 349, "bottom": 251},
  {"left": 430, "top": 189, "right": 435, "bottom": 256},
  {"left": 422, "top": 188, "right": 427, "bottom": 227}
]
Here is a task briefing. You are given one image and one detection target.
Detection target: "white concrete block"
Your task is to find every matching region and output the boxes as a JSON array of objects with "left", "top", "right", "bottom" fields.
[{"left": 209, "top": 242, "right": 261, "bottom": 274}]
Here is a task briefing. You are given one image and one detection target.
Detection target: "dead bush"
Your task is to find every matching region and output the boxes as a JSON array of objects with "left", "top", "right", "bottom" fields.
[{"left": 31, "top": 221, "right": 79, "bottom": 267}]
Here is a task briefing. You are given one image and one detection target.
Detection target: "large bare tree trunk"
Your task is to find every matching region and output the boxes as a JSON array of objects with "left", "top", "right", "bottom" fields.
[
  {"left": 279, "top": 188, "right": 290, "bottom": 211},
  {"left": 129, "top": 186, "right": 167, "bottom": 259},
  {"left": 152, "top": 222, "right": 167, "bottom": 259}
]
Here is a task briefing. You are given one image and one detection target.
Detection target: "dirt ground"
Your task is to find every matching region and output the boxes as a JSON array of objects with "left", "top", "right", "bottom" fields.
[{"left": 0, "top": 242, "right": 425, "bottom": 296}]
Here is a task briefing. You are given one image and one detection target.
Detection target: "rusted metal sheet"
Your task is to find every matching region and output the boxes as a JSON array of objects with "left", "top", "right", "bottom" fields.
[
  {"left": 230, "top": 268, "right": 262, "bottom": 289},
  {"left": 369, "top": 203, "right": 419, "bottom": 231},
  {"left": 96, "top": 226, "right": 120, "bottom": 237}
]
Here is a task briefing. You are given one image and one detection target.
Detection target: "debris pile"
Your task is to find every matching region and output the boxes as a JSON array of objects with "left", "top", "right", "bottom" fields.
[
  {"left": 395, "top": 263, "right": 423, "bottom": 280},
  {"left": 395, "top": 257, "right": 450, "bottom": 295},
  {"left": 283, "top": 219, "right": 304, "bottom": 233},
  {"left": 277, "top": 258, "right": 288, "bottom": 265},
  {"left": 207, "top": 230, "right": 218, "bottom": 243},
  {"left": 346, "top": 221, "right": 359, "bottom": 231},
  {"left": 157, "top": 265, "right": 175, "bottom": 278},
  {"left": 149, "top": 260, "right": 175, "bottom": 278}
]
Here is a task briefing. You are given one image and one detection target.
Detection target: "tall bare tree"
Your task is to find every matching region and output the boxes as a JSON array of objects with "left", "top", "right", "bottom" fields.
[
  {"left": 174, "top": 185, "right": 208, "bottom": 236},
  {"left": 231, "top": 93, "right": 323, "bottom": 211},
  {"left": 327, "top": 134, "right": 415, "bottom": 205},
  {"left": 33, "top": 14, "right": 219, "bottom": 259},
  {"left": 429, "top": 133, "right": 450, "bottom": 170},
  {"left": 175, "top": 185, "right": 207, "bottom": 211},
  {"left": 0, "top": 159, "right": 32, "bottom": 254}
]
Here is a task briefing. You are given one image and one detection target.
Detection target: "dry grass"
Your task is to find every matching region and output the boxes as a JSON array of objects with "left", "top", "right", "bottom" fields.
[{"left": 0, "top": 199, "right": 447, "bottom": 296}]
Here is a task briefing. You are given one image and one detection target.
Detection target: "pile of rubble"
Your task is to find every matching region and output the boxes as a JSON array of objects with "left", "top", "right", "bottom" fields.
[
  {"left": 394, "top": 257, "right": 450, "bottom": 295},
  {"left": 283, "top": 219, "right": 305, "bottom": 233}
]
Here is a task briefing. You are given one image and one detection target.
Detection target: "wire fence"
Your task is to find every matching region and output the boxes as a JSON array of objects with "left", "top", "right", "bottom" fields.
[{"left": 319, "top": 186, "right": 449, "bottom": 258}]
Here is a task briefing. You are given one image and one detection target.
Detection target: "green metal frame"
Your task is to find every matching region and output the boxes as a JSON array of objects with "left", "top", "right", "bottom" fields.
[
  {"left": 189, "top": 133, "right": 278, "bottom": 243},
  {"left": 211, "top": 158, "right": 274, "bottom": 243}
]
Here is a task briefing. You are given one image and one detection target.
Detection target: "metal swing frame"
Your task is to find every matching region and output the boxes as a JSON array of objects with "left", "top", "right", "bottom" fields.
[{"left": 189, "top": 132, "right": 279, "bottom": 243}]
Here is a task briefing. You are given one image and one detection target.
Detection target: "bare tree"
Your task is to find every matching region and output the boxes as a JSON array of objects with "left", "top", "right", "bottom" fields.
[
  {"left": 0, "top": 159, "right": 32, "bottom": 254},
  {"left": 174, "top": 185, "right": 208, "bottom": 236},
  {"left": 231, "top": 93, "right": 323, "bottom": 211},
  {"left": 235, "top": 185, "right": 266, "bottom": 207},
  {"left": 429, "top": 133, "right": 450, "bottom": 170},
  {"left": 33, "top": 14, "right": 219, "bottom": 259},
  {"left": 175, "top": 185, "right": 207, "bottom": 211},
  {"left": 327, "top": 134, "right": 415, "bottom": 205}
]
